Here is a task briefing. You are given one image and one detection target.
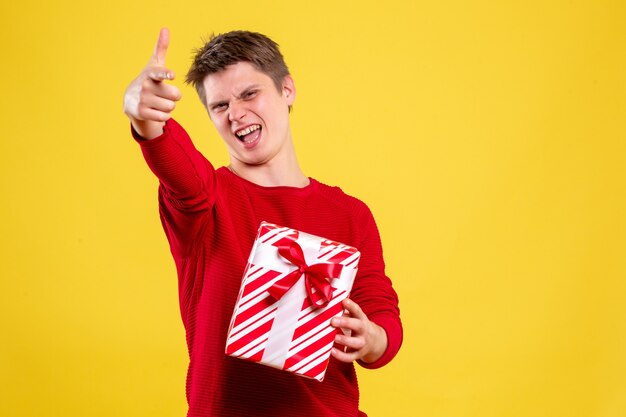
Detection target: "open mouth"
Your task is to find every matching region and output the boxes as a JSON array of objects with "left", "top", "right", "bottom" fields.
[{"left": 235, "top": 124, "right": 262, "bottom": 144}]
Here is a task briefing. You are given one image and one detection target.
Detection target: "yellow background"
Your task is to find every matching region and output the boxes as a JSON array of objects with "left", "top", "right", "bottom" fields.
[{"left": 1, "top": 1, "right": 625, "bottom": 416}]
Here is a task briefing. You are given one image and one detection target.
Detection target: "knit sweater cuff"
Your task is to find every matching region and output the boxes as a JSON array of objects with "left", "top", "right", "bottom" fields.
[{"left": 357, "top": 312, "right": 403, "bottom": 369}]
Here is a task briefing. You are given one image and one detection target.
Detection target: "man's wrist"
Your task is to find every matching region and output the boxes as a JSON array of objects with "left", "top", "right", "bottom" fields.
[
  {"left": 361, "top": 322, "right": 388, "bottom": 363},
  {"left": 131, "top": 118, "right": 166, "bottom": 140}
]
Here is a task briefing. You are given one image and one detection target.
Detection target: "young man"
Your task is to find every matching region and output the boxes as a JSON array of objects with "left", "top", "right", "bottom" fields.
[{"left": 123, "top": 28, "right": 402, "bottom": 417}]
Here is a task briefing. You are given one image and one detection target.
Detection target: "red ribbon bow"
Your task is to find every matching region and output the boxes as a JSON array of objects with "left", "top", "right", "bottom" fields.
[{"left": 267, "top": 241, "right": 344, "bottom": 308}]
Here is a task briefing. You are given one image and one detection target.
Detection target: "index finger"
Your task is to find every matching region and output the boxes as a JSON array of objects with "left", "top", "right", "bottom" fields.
[
  {"left": 147, "top": 67, "right": 175, "bottom": 82},
  {"left": 342, "top": 298, "right": 367, "bottom": 320}
]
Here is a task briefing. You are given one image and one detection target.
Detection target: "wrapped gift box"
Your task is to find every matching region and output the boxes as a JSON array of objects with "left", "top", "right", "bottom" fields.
[{"left": 225, "top": 221, "right": 360, "bottom": 382}]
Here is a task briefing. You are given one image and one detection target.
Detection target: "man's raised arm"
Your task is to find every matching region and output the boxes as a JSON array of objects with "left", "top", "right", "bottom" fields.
[{"left": 123, "top": 28, "right": 181, "bottom": 139}]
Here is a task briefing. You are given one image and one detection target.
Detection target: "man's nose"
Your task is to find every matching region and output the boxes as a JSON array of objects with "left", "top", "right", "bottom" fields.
[{"left": 228, "top": 101, "right": 246, "bottom": 121}]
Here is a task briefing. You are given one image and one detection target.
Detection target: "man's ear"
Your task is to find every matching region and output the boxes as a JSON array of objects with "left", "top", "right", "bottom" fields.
[{"left": 282, "top": 75, "right": 296, "bottom": 106}]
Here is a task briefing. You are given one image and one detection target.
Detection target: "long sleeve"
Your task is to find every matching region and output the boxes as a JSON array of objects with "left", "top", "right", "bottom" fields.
[
  {"left": 133, "top": 118, "right": 216, "bottom": 259},
  {"left": 350, "top": 205, "right": 403, "bottom": 369}
]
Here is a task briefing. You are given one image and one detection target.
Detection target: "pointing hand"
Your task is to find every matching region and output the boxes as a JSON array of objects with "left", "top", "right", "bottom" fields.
[{"left": 123, "top": 28, "right": 182, "bottom": 139}]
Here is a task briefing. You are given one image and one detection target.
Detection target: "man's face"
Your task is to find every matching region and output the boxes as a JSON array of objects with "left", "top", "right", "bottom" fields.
[{"left": 203, "top": 61, "right": 296, "bottom": 167}]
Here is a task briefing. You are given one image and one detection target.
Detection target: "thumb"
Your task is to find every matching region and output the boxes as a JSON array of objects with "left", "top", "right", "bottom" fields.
[{"left": 149, "top": 27, "right": 169, "bottom": 66}]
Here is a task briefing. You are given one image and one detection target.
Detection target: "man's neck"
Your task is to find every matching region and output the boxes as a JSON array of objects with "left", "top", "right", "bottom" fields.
[{"left": 229, "top": 155, "right": 309, "bottom": 188}]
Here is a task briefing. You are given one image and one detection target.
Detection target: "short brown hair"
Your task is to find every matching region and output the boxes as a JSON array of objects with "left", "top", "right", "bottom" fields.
[{"left": 186, "top": 31, "right": 290, "bottom": 107}]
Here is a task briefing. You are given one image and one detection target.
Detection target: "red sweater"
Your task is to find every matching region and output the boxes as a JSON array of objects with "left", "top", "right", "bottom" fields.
[{"left": 135, "top": 119, "right": 402, "bottom": 417}]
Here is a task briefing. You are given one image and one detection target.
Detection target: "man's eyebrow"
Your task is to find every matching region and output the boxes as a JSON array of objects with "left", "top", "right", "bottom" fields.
[
  {"left": 236, "top": 84, "right": 262, "bottom": 98},
  {"left": 207, "top": 84, "right": 263, "bottom": 108},
  {"left": 207, "top": 98, "right": 228, "bottom": 109}
]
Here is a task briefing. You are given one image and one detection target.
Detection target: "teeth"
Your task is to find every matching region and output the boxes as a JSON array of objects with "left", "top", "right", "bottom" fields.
[{"left": 236, "top": 124, "right": 260, "bottom": 137}]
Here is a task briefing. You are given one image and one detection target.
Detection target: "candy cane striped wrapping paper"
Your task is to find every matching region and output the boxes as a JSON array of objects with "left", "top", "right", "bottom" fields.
[{"left": 225, "top": 221, "right": 360, "bottom": 381}]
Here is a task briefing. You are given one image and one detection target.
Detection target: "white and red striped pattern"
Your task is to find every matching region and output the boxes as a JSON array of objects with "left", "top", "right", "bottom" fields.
[{"left": 225, "top": 222, "right": 360, "bottom": 381}]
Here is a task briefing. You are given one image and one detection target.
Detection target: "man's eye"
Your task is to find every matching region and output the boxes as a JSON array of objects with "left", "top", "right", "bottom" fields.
[
  {"left": 213, "top": 103, "right": 228, "bottom": 111},
  {"left": 243, "top": 91, "right": 257, "bottom": 99}
]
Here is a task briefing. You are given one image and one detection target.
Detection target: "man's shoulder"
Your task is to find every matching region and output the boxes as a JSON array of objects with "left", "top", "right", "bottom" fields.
[{"left": 312, "top": 178, "right": 372, "bottom": 215}]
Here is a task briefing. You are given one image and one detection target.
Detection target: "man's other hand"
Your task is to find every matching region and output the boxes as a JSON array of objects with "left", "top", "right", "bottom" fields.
[{"left": 330, "top": 298, "right": 388, "bottom": 364}]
